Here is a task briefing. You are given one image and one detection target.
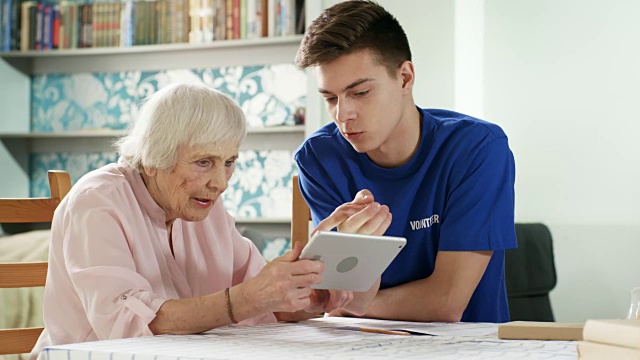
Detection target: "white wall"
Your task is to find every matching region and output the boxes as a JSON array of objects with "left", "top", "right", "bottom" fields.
[
  {"left": 323, "top": 0, "right": 640, "bottom": 322},
  {"left": 319, "top": 0, "right": 456, "bottom": 119},
  {"left": 483, "top": 0, "right": 640, "bottom": 321}
]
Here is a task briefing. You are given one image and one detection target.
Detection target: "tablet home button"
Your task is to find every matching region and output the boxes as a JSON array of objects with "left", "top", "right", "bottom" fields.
[{"left": 337, "top": 257, "right": 358, "bottom": 273}]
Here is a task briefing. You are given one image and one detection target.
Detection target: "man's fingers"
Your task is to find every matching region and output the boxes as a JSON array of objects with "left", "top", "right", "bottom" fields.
[
  {"left": 372, "top": 212, "right": 393, "bottom": 236},
  {"left": 311, "top": 203, "right": 368, "bottom": 236},
  {"left": 354, "top": 205, "right": 391, "bottom": 235},
  {"left": 339, "top": 203, "right": 389, "bottom": 234},
  {"left": 352, "top": 189, "right": 374, "bottom": 204}
]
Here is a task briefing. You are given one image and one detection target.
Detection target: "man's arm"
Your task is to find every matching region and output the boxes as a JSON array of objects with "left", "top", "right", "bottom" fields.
[{"left": 361, "top": 250, "right": 492, "bottom": 322}]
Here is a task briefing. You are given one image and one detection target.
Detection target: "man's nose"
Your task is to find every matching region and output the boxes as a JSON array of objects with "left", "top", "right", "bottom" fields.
[{"left": 335, "top": 98, "right": 355, "bottom": 123}]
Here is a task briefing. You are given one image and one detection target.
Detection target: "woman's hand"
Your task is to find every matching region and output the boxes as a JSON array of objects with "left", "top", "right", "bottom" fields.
[
  {"left": 242, "top": 242, "right": 324, "bottom": 314},
  {"left": 305, "top": 289, "right": 354, "bottom": 314}
]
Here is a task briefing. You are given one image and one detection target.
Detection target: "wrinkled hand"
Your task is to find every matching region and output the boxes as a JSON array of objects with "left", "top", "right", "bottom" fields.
[
  {"left": 244, "top": 242, "right": 324, "bottom": 313},
  {"left": 305, "top": 289, "right": 354, "bottom": 314},
  {"left": 312, "top": 190, "right": 392, "bottom": 236}
]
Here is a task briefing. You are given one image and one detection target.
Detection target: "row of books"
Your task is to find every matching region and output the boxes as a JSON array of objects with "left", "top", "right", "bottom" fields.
[
  {"left": 0, "top": 0, "right": 305, "bottom": 51},
  {"left": 578, "top": 319, "right": 640, "bottom": 359}
]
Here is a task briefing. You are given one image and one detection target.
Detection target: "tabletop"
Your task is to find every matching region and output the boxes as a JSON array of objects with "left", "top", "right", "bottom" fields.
[{"left": 41, "top": 317, "right": 577, "bottom": 360}]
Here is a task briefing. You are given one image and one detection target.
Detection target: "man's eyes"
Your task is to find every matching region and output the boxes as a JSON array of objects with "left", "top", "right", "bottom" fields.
[{"left": 323, "top": 90, "right": 369, "bottom": 103}]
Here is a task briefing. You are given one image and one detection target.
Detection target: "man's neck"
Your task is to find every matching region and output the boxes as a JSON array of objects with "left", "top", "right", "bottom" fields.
[{"left": 367, "top": 104, "right": 422, "bottom": 168}]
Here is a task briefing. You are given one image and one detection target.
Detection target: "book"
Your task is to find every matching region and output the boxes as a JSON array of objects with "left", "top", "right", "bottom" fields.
[
  {"left": 578, "top": 341, "right": 640, "bottom": 360},
  {"left": 583, "top": 319, "right": 640, "bottom": 349},
  {"left": 498, "top": 321, "right": 584, "bottom": 341}
]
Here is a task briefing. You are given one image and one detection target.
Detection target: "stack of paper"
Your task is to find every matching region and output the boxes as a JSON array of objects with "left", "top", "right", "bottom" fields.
[{"left": 578, "top": 319, "right": 640, "bottom": 359}]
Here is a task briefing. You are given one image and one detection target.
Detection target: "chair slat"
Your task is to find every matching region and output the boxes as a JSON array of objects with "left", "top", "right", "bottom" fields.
[
  {"left": 49, "top": 171, "right": 72, "bottom": 200},
  {"left": 0, "top": 170, "right": 71, "bottom": 356},
  {"left": 291, "top": 175, "right": 312, "bottom": 247},
  {"left": 0, "top": 262, "right": 48, "bottom": 287},
  {"left": 0, "top": 198, "right": 60, "bottom": 222},
  {"left": 0, "top": 328, "right": 45, "bottom": 355}
]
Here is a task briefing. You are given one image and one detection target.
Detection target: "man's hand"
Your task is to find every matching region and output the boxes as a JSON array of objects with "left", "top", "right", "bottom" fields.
[{"left": 313, "top": 190, "right": 392, "bottom": 236}]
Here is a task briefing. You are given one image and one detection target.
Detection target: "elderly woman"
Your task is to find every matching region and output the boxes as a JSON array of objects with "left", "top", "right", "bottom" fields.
[{"left": 31, "top": 83, "right": 381, "bottom": 358}]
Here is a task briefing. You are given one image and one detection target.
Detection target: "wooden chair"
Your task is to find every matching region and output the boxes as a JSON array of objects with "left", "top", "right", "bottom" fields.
[
  {"left": 291, "top": 175, "right": 311, "bottom": 248},
  {"left": 0, "top": 170, "right": 72, "bottom": 356}
]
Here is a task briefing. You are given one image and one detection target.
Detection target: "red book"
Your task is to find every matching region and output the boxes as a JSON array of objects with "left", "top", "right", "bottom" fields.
[{"left": 52, "top": 5, "right": 60, "bottom": 49}]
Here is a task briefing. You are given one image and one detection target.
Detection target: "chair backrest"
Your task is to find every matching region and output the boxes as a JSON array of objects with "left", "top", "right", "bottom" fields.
[
  {"left": 291, "top": 175, "right": 311, "bottom": 248},
  {"left": 505, "top": 223, "right": 557, "bottom": 322},
  {"left": 0, "top": 170, "right": 72, "bottom": 356}
]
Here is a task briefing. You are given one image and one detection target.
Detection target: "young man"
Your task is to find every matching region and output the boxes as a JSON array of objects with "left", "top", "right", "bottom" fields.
[{"left": 294, "top": 0, "right": 517, "bottom": 323}]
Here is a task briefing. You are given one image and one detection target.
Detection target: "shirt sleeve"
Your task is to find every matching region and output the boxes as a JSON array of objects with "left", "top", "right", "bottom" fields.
[
  {"left": 295, "top": 156, "right": 344, "bottom": 228},
  {"left": 62, "top": 189, "right": 169, "bottom": 340},
  {"left": 439, "top": 136, "right": 517, "bottom": 251}
]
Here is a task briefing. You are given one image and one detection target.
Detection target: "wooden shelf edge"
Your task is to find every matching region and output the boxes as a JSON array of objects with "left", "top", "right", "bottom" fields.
[
  {"left": 0, "top": 125, "right": 305, "bottom": 139},
  {"left": 0, "top": 36, "right": 304, "bottom": 59}
]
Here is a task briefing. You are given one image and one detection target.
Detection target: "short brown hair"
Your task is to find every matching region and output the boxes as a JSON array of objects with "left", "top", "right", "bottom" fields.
[{"left": 295, "top": 0, "right": 411, "bottom": 76}]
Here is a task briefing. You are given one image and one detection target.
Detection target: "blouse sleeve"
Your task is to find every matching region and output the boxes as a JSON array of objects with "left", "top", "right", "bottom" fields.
[{"left": 62, "top": 189, "right": 169, "bottom": 340}]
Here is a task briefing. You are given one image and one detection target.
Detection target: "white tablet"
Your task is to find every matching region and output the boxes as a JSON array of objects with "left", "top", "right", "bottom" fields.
[{"left": 299, "top": 231, "right": 407, "bottom": 292}]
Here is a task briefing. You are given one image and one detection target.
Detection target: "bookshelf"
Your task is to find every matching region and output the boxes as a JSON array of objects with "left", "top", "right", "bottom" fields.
[
  {"left": 0, "top": 35, "right": 306, "bottom": 74},
  {"left": 0, "top": 37, "right": 321, "bottom": 231},
  {"left": 0, "top": 2, "right": 325, "bottom": 248}
]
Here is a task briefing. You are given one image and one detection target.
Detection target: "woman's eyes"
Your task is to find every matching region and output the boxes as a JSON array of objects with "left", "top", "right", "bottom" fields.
[{"left": 196, "top": 159, "right": 235, "bottom": 167}]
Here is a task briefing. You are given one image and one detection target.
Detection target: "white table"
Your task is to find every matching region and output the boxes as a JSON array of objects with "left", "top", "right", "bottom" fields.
[{"left": 41, "top": 317, "right": 577, "bottom": 360}]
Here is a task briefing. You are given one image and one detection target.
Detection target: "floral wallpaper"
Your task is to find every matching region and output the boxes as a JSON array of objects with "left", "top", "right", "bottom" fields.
[
  {"left": 30, "top": 150, "right": 297, "bottom": 220},
  {"left": 31, "top": 64, "right": 307, "bottom": 131},
  {"left": 30, "top": 150, "right": 295, "bottom": 259},
  {"left": 27, "top": 64, "right": 303, "bottom": 259}
]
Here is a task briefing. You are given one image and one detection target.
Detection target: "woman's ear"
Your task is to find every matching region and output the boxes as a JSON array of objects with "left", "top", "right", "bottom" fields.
[{"left": 143, "top": 166, "right": 157, "bottom": 177}]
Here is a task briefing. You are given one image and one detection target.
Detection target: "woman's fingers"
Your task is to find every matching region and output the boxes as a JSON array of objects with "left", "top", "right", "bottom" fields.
[
  {"left": 323, "top": 290, "right": 354, "bottom": 312},
  {"left": 273, "top": 241, "right": 304, "bottom": 263}
]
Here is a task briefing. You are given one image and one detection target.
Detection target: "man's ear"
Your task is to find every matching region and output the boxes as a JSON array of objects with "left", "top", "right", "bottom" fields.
[{"left": 398, "top": 60, "right": 415, "bottom": 94}]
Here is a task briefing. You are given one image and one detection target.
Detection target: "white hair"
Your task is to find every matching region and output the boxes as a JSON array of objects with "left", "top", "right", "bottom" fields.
[{"left": 115, "top": 83, "right": 247, "bottom": 171}]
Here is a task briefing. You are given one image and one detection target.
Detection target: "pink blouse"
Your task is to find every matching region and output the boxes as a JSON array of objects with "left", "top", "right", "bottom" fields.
[{"left": 31, "top": 161, "right": 276, "bottom": 358}]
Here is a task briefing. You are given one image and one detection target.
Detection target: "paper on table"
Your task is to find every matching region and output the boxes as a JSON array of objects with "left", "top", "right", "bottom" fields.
[
  {"left": 311, "top": 316, "right": 499, "bottom": 337},
  {"left": 42, "top": 319, "right": 576, "bottom": 360}
]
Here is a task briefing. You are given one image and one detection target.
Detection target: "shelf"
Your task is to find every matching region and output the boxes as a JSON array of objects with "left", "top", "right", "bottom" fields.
[
  {"left": 0, "top": 125, "right": 304, "bottom": 139},
  {"left": 0, "top": 35, "right": 304, "bottom": 75},
  {"left": 0, "top": 36, "right": 304, "bottom": 58},
  {"left": 0, "top": 125, "right": 306, "bottom": 152}
]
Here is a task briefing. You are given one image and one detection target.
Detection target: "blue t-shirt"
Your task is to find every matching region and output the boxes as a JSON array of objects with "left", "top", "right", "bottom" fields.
[{"left": 294, "top": 107, "right": 517, "bottom": 323}]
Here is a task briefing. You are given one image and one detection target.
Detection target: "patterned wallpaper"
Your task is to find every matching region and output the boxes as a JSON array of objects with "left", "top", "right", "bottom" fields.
[
  {"left": 31, "top": 64, "right": 307, "bottom": 131},
  {"left": 30, "top": 150, "right": 297, "bottom": 220},
  {"left": 30, "top": 150, "right": 292, "bottom": 259},
  {"left": 28, "top": 64, "right": 304, "bottom": 258}
]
